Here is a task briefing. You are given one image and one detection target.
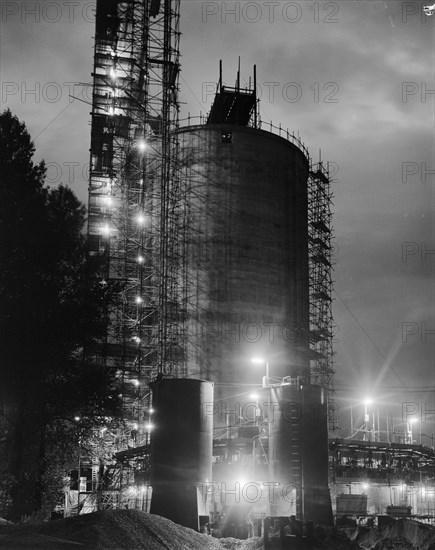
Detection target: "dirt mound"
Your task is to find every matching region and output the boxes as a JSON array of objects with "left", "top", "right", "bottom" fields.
[
  {"left": 0, "top": 510, "right": 366, "bottom": 550},
  {"left": 0, "top": 510, "right": 224, "bottom": 549}
]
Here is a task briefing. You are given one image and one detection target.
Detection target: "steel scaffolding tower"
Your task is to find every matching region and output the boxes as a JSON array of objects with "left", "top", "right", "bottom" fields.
[
  {"left": 308, "top": 161, "right": 336, "bottom": 430},
  {"left": 87, "top": 0, "right": 182, "bottom": 455}
]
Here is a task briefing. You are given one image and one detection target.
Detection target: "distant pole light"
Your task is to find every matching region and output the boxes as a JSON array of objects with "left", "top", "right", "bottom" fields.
[
  {"left": 251, "top": 357, "right": 270, "bottom": 387},
  {"left": 135, "top": 296, "right": 143, "bottom": 304},
  {"left": 137, "top": 255, "right": 145, "bottom": 264}
]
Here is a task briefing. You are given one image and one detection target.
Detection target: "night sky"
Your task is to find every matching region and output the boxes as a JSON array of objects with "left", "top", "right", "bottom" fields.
[{"left": 1, "top": 0, "right": 434, "bottom": 437}]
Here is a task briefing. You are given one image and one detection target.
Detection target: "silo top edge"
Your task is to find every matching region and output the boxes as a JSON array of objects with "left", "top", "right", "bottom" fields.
[{"left": 176, "top": 122, "right": 310, "bottom": 164}]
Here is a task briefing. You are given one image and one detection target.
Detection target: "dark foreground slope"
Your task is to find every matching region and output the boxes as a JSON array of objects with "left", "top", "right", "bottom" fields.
[
  {"left": 0, "top": 510, "right": 223, "bottom": 550},
  {"left": 0, "top": 509, "right": 361, "bottom": 549}
]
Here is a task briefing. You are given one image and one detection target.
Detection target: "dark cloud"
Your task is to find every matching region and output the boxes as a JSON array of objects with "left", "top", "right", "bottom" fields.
[{"left": 1, "top": 0, "right": 434, "bottom": 422}]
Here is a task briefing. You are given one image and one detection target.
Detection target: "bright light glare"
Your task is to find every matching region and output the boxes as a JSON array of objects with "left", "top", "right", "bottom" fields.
[
  {"left": 145, "top": 423, "right": 153, "bottom": 431},
  {"left": 132, "top": 379, "right": 140, "bottom": 387},
  {"left": 362, "top": 483, "right": 369, "bottom": 491},
  {"left": 136, "top": 214, "right": 146, "bottom": 225},
  {"left": 149, "top": 408, "right": 155, "bottom": 414},
  {"left": 364, "top": 398, "right": 373, "bottom": 406},
  {"left": 135, "top": 296, "right": 143, "bottom": 304},
  {"left": 249, "top": 393, "right": 259, "bottom": 400},
  {"left": 251, "top": 357, "right": 264, "bottom": 365},
  {"left": 137, "top": 255, "right": 145, "bottom": 264},
  {"left": 137, "top": 140, "right": 147, "bottom": 152},
  {"left": 101, "top": 224, "right": 110, "bottom": 236},
  {"left": 110, "top": 67, "right": 117, "bottom": 80},
  {"left": 74, "top": 416, "right": 80, "bottom": 422},
  {"left": 409, "top": 417, "right": 418, "bottom": 424}
]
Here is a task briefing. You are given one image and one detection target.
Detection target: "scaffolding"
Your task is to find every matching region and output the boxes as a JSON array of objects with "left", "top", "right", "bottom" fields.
[
  {"left": 87, "top": 0, "right": 182, "bottom": 482},
  {"left": 206, "top": 60, "right": 258, "bottom": 127},
  {"left": 308, "top": 161, "right": 336, "bottom": 430}
]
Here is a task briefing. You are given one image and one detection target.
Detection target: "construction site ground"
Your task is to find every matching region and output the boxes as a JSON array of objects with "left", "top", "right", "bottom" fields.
[{"left": 1, "top": 510, "right": 435, "bottom": 549}]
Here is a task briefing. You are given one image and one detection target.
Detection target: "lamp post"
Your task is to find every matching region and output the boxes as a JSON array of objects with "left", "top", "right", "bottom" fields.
[
  {"left": 74, "top": 416, "right": 81, "bottom": 515},
  {"left": 251, "top": 357, "right": 269, "bottom": 387},
  {"left": 408, "top": 417, "right": 418, "bottom": 444},
  {"left": 249, "top": 393, "right": 261, "bottom": 425},
  {"left": 363, "top": 398, "right": 373, "bottom": 441}
]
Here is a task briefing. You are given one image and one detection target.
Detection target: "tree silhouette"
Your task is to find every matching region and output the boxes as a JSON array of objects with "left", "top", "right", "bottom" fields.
[{"left": 0, "top": 109, "right": 122, "bottom": 520}]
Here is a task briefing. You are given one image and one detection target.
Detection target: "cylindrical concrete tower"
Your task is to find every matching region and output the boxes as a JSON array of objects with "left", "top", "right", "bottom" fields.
[
  {"left": 150, "top": 378, "right": 213, "bottom": 530},
  {"left": 179, "top": 124, "right": 311, "bottom": 387},
  {"left": 267, "top": 383, "right": 332, "bottom": 524}
]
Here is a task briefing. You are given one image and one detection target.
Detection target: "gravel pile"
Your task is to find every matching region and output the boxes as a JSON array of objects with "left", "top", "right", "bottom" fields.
[
  {"left": 0, "top": 510, "right": 224, "bottom": 549},
  {"left": 0, "top": 510, "right": 373, "bottom": 550}
]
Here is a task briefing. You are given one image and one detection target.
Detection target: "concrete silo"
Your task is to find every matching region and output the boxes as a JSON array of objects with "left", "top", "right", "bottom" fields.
[{"left": 179, "top": 123, "right": 311, "bottom": 388}]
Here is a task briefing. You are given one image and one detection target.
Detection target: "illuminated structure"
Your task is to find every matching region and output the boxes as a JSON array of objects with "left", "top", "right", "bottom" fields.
[
  {"left": 83, "top": 0, "right": 335, "bottom": 528},
  {"left": 330, "top": 437, "right": 435, "bottom": 520},
  {"left": 87, "top": 0, "right": 182, "bottom": 433},
  {"left": 85, "top": 0, "right": 182, "bottom": 510},
  {"left": 80, "top": 3, "right": 435, "bottom": 530}
]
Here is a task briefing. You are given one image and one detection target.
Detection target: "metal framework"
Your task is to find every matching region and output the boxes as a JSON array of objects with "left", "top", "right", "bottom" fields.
[
  {"left": 87, "top": 0, "right": 182, "bottom": 457},
  {"left": 307, "top": 161, "right": 336, "bottom": 430},
  {"left": 206, "top": 60, "right": 258, "bottom": 127}
]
